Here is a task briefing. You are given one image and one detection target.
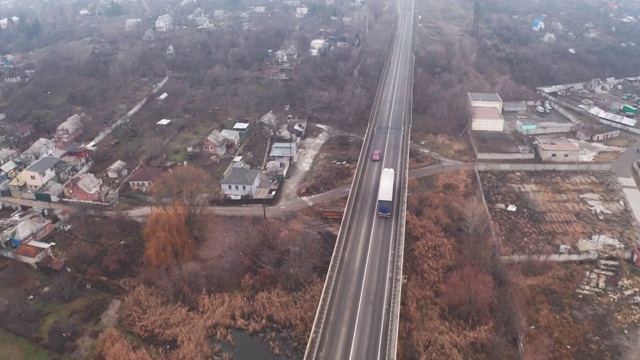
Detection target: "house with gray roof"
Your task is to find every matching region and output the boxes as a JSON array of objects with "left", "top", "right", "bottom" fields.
[
  {"left": 220, "top": 129, "right": 240, "bottom": 146},
  {"left": 106, "top": 160, "right": 128, "bottom": 179},
  {"left": 21, "top": 138, "right": 56, "bottom": 164},
  {"left": 269, "top": 142, "right": 298, "bottom": 162},
  {"left": 64, "top": 173, "right": 105, "bottom": 202},
  {"left": 220, "top": 167, "right": 261, "bottom": 197},
  {"left": 0, "top": 148, "right": 19, "bottom": 166}
]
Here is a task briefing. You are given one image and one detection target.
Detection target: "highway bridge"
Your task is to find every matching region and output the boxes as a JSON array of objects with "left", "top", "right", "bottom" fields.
[{"left": 305, "top": 0, "right": 416, "bottom": 358}]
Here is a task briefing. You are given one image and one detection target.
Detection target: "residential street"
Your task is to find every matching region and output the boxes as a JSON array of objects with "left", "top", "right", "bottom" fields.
[{"left": 1, "top": 135, "right": 639, "bottom": 220}]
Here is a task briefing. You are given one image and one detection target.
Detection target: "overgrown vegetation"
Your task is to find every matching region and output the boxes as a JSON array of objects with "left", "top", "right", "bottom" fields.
[{"left": 399, "top": 172, "right": 520, "bottom": 359}]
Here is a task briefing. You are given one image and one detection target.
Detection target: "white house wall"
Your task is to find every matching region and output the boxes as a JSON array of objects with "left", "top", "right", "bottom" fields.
[
  {"left": 539, "top": 149, "right": 579, "bottom": 162},
  {"left": 470, "top": 100, "right": 502, "bottom": 113},
  {"left": 471, "top": 119, "right": 504, "bottom": 132}
]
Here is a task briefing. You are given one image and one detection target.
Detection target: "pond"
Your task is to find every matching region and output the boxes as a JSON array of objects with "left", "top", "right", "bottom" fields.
[{"left": 221, "top": 330, "right": 292, "bottom": 360}]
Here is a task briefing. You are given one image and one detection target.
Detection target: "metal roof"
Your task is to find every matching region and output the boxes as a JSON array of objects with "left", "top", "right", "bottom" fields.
[
  {"left": 468, "top": 92, "right": 502, "bottom": 102},
  {"left": 269, "top": 142, "right": 296, "bottom": 157},
  {"left": 76, "top": 173, "right": 101, "bottom": 194},
  {"left": 24, "top": 157, "right": 61, "bottom": 174},
  {"left": 57, "top": 114, "right": 83, "bottom": 133},
  {"left": 233, "top": 122, "right": 250, "bottom": 130},
  {"left": 205, "top": 130, "right": 227, "bottom": 146},
  {"left": 220, "top": 129, "right": 239, "bottom": 139},
  {"left": 0, "top": 148, "right": 17, "bottom": 160},
  {"left": 0, "top": 160, "right": 17, "bottom": 173},
  {"left": 221, "top": 167, "right": 260, "bottom": 186},
  {"left": 107, "top": 160, "right": 126, "bottom": 172},
  {"left": 22, "top": 138, "right": 56, "bottom": 157},
  {"left": 589, "top": 107, "right": 637, "bottom": 127}
]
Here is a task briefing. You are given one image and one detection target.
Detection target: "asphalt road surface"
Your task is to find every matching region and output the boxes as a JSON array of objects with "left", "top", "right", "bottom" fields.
[{"left": 308, "top": 0, "right": 415, "bottom": 358}]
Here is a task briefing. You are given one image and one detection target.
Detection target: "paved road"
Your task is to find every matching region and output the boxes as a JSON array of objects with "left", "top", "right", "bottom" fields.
[
  {"left": 612, "top": 134, "right": 640, "bottom": 177},
  {"left": 306, "top": 0, "right": 415, "bottom": 358}
]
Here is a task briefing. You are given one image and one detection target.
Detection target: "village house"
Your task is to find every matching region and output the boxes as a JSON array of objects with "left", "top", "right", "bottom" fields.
[
  {"left": 52, "top": 142, "right": 90, "bottom": 170},
  {"left": 13, "top": 123, "right": 33, "bottom": 140},
  {"left": 576, "top": 126, "right": 621, "bottom": 142},
  {"left": 275, "top": 45, "right": 298, "bottom": 64},
  {"left": 266, "top": 158, "right": 290, "bottom": 177},
  {"left": 220, "top": 129, "right": 240, "bottom": 147},
  {"left": 0, "top": 148, "right": 19, "bottom": 166},
  {"left": 55, "top": 114, "right": 83, "bottom": 145},
  {"left": 11, "top": 157, "right": 61, "bottom": 192},
  {"left": 53, "top": 161, "right": 75, "bottom": 185},
  {"left": 0, "top": 209, "right": 54, "bottom": 251},
  {"left": 220, "top": 167, "right": 261, "bottom": 197},
  {"left": 106, "top": 160, "right": 128, "bottom": 179},
  {"left": 14, "top": 241, "right": 52, "bottom": 266},
  {"left": 233, "top": 122, "right": 250, "bottom": 134},
  {"left": 269, "top": 142, "right": 298, "bottom": 162},
  {"left": 64, "top": 173, "right": 104, "bottom": 202},
  {"left": 202, "top": 130, "right": 231, "bottom": 155},
  {"left": 536, "top": 138, "right": 580, "bottom": 162},
  {"left": 21, "top": 138, "right": 56, "bottom": 164},
  {"left": 156, "top": 14, "right": 174, "bottom": 32},
  {"left": 0, "top": 160, "right": 18, "bottom": 179},
  {"left": 128, "top": 167, "right": 163, "bottom": 193},
  {"left": 310, "top": 39, "right": 328, "bottom": 56}
]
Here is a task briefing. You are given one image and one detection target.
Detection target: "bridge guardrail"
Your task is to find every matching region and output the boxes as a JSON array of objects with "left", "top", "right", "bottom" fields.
[{"left": 304, "top": 20, "right": 399, "bottom": 359}]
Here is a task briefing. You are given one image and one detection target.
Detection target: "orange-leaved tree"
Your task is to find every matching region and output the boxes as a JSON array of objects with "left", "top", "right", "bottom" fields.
[
  {"left": 92, "top": 327, "right": 152, "bottom": 360},
  {"left": 143, "top": 203, "right": 195, "bottom": 268}
]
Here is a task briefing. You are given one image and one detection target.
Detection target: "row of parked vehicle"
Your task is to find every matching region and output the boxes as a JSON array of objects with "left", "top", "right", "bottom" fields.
[{"left": 535, "top": 101, "right": 552, "bottom": 114}]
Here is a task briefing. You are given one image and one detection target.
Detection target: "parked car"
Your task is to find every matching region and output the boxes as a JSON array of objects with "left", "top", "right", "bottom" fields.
[
  {"left": 536, "top": 106, "right": 545, "bottom": 113},
  {"left": 544, "top": 102, "right": 552, "bottom": 110},
  {"left": 622, "top": 93, "right": 632, "bottom": 100},
  {"left": 371, "top": 150, "right": 381, "bottom": 161}
]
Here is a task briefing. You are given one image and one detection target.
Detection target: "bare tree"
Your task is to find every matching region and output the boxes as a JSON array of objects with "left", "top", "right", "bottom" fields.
[{"left": 152, "top": 165, "right": 215, "bottom": 236}]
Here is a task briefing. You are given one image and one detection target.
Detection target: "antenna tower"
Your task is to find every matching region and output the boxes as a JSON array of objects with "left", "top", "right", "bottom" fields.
[{"left": 472, "top": 0, "right": 480, "bottom": 39}]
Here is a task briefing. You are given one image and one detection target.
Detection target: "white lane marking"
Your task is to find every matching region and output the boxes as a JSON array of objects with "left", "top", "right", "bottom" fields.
[
  {"left": 349, "top": 4, "right": 409, "bottom": 359},
  {"left": 377, "top": 4, "right": 412, "bottom": 358}
]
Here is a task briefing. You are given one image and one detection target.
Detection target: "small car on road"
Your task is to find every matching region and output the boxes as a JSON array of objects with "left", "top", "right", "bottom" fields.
[{"left": 371, "top": 150, "right": 381, "bottom": 161}]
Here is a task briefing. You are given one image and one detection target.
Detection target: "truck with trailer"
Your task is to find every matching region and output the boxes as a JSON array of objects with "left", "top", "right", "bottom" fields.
[
  {"left": 622, "top": 105, "right": 637, "bottom": 114},
  {"left": 377, "top": 168, "right": 395, "bottom": 217}
]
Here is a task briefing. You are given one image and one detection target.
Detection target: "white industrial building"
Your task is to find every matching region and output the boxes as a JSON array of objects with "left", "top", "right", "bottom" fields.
[
  {"left": 468, "top": 92, "right": 503, "bottom": 113},
  {"left": 536, "top": 138, "right": 579, "bottom": 162},
  {"left": 471, "top": 107, "right": 504, "bottom": 132}
]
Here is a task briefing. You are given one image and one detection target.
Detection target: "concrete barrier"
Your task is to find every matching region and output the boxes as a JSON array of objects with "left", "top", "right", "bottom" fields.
[
  {"left": 476, "top": 152, "right": 536, "bottom": 160},
  {"left": 501, "top": 251, "right": 632, "bottom": 262},
  {"left": 476, "top": 163, "right": 612, "bottom": 172}
]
